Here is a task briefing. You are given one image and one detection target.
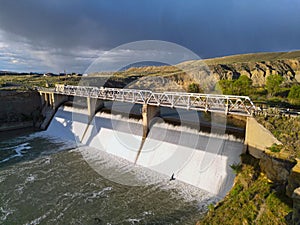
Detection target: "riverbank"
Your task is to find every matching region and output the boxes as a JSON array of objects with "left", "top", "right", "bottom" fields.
[
  {"left": 198, "top": 115, "right": 300, "bottom": 224},
  {"left": 0, "top": 121, "right": 34, "bottom": 132},
  {"left": 198, "top": 154, "right": 293, "bottom": 224},
  {"left": 0, "top": 127, "right": 36, "bottom": 142}
]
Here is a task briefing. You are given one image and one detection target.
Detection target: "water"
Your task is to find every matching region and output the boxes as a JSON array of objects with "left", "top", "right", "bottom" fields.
[{"left": 0, "top": 106, "right": 244, "bottom": 224}]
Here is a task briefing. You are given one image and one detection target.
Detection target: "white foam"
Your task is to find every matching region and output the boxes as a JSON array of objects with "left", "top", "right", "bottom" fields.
[
  {"left": 25, "top": 174, "right": 36, "bottom": 183},
  {"left": 25, "top": 209, "right": 52, "bottom": 225},
  {"left": 0, "top": 207, "right": 14, "bottom": 222},
  {"left": 0, "top": 143, "right": 31, "bottom": 163}
]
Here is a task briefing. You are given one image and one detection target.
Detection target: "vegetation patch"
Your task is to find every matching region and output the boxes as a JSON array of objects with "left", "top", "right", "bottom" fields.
[
  {"left": 256, "top": 115, "right": 300, "bottom": 159},
  {"left": 197, "top": 154, "right": 293, "bottom": 225},
  {"left": 268, "top": 143, "right": 283, "bottom": 153}
]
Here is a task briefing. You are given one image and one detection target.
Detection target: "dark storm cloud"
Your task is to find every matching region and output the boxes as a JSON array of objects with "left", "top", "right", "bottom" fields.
[{"left": 0, "top": 0, "right": 300, "bottom": 72}]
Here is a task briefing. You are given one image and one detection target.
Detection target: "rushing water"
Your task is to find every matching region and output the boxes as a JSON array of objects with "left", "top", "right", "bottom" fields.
[{"left": 0, "top": 106, "right": 244, "bottom": 224}]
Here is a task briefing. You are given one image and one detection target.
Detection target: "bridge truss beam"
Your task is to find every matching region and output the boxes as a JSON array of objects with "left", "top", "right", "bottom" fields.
[{"left": 49, "top": 85, "right": 256, "bottom": 116}]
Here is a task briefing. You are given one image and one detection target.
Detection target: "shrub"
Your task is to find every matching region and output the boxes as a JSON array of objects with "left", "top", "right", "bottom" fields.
[
  {"left": 230, "top": 163, "right": 242, "bottom": 174},
  {"left": 288, "top": 84, "right": 300, "bottom": 105},
  {"left": 266, "top": 74, "right": 284, "bottom": 96},
  {"left": 268, "top": 143, "right": 282, "bottom": 153},
  {"left": 188, "top": 83, "right": 202, "bottom": 93}
]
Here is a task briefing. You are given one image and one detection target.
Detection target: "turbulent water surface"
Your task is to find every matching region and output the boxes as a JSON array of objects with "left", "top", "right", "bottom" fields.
[{"left": 0, "top": 106, "right": 244, "bottom": 224}]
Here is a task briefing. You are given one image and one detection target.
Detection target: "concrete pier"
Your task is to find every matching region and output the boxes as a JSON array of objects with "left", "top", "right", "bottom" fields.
[
  {"left": 87, "top": 97, "right": 104, "bottom": 122},
  {"left": 142, "top": 104, "right": 160, "bottom": 138},
  {"left": 39, "top": 92, "right": 69, "bottom": 109}
]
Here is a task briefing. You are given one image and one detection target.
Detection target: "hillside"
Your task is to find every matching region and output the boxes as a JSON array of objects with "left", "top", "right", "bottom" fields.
[
  {"left": 203, "top": 51, "right": 300, "bottom": 65},
  {"left": 181, "top": 51, "right": 300, "bottom": 86},
  {"left": 108, "top": 50, "right": 300, "bottom": 90}
]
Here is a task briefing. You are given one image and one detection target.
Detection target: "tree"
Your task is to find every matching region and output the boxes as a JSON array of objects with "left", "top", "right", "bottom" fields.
[
  {"left": 187, "top": 83, "right": 202, "bottom": 93},
  {"left": 288, "top": 84, "right": 300, "bottom": 104},
  {"left": 266, "top": 74, "right": 284, "bottom": 96},
  {"left": 217, "top": 75, "right": 252, "bottom": 95},
  {"left": 233, "top": 75, "right": 252, "bottom": 95},
  {"left": 218, "top": 79, "right": 234, "bottom": 95}
]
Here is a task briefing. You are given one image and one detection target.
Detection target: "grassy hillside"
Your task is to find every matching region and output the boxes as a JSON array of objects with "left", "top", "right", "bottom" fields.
[{"left": 203, "top": 50, "right": 300, "bottom": 65}]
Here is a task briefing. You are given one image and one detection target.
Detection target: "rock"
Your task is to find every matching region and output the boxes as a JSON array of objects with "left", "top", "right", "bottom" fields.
[
  {"left": 286, "top": 159, "right": 300, "bottom": 198},
  {"left": 259, "top": 154, "right": 294, "bottom": 183},
  {"left": 292, "top": 187, "right": 300, "bottom": 225}
]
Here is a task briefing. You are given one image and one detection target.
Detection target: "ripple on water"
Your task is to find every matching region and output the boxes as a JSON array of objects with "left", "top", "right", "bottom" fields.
[{"left": 0, "top": 207, "right": 15, "bottom": 222}]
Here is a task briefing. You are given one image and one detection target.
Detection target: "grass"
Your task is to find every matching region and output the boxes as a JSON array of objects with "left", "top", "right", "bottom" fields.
[
  {"left": 198, "top": 154, "right": 293, "bottom": 225},
  {"left": 203, "top": 50, "right": 300, "bottom": 66},
  {"left": 0, "top": 74, "right": 81, "bottom": 90}
]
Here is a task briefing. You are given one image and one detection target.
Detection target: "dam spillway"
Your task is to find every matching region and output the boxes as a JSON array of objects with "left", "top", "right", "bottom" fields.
[{"left": 47, "top": 105, "right": 244, "bottom": 197}]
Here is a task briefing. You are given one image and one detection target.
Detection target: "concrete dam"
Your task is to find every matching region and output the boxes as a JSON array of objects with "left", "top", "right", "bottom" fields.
[
  {"left": 46, "top": 103, "right": 245, "bottom": 198},
  {"left": 37, "top": 85, "right": 258, "bottom": 197}
]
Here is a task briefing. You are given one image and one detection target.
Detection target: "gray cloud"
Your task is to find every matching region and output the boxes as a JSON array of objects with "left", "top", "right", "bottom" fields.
[{"left": 0, "top": 0, "right": 300, "bottom": 72}]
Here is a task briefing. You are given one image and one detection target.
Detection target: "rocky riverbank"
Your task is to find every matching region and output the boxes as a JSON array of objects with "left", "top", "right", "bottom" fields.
[{"left": 0, "top": 90, "right": 42, "bottom": 131}]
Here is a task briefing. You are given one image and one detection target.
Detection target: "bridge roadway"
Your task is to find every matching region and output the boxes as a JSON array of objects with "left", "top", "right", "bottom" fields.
[{"left": 39, "top": 85, "right": 256, "bottom": 116}]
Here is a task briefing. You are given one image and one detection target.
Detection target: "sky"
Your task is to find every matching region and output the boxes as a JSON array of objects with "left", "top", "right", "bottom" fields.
[{"left": 0, "top": 0, "right": 300, "bottom": 73}]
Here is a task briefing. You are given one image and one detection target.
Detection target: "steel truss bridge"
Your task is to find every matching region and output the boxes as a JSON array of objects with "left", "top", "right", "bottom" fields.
[{"left": 49, "top": 85, "right": 256, "bottom": 116}]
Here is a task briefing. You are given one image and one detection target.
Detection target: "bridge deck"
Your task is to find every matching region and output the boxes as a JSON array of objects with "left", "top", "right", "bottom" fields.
[{"left": 38, "top": 85, "right": 256, "bottom": 116}]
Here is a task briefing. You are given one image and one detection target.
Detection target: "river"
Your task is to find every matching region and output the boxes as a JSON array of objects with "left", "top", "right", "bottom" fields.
[{"left": 0, "top": 105, "right": 244, "bottom": 224}]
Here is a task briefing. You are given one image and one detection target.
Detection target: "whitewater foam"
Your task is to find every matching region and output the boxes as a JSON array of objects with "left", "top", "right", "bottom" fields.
[{"left": 0, "top": 142, "right": 31, "bottom": 163}]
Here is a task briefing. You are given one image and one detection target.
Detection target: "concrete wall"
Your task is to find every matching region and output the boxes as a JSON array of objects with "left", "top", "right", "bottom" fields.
[
  {"left": 245, "top": 116, "right": 300, "bottom": 224},
  {"left": 245, "top": 117, "right": 281, "bottom": 158}
]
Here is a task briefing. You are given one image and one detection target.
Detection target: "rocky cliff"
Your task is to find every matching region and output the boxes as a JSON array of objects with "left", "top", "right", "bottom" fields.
[
  {"left": 202, "top": 51, "right": 300, "bottom": 86},
  {"left": 206, "top": 59, "right": 300, "bottom": 86}
]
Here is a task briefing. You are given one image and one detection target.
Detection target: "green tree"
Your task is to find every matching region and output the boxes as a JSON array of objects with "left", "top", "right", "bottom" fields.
[
  {"left": 288, "top": 84, "right": 300, "bottom": 105},
  {"left": 266, "top": 74, "right": 284, "bottom": 96},
  {"left": 217, "top": 75, "right": 252, "bottom": 95},
  {"left": 218, "top": 79, "right": 234, "bottom": 95},
  {"left": 187, "top": 83, "right": 202, "bottom": 93},
  {"left": 233, "top": 75, "right": 252, "bottom": 95}
]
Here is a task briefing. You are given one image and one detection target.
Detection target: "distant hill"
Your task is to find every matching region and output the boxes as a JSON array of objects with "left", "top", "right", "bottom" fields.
[{"left": 203, "top": 50, "right": 300, "bottom": 65}]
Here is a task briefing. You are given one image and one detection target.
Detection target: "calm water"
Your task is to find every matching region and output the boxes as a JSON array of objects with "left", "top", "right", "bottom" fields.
[{"left": 0, "top": 131, "right": 216, "bottom": 225}]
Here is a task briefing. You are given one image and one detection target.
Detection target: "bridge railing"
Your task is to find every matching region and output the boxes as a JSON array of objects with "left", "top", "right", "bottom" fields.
[{"left": 51, "top": 85, "right": 256, "bottom": 116}]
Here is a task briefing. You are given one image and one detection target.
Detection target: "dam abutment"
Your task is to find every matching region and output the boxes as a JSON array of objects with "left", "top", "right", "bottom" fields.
[{"left": 244, "top": 116, "right": 300, "bottom": 224}]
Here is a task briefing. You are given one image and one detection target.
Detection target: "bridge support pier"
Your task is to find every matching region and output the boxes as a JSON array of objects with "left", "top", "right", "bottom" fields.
[
  {"left": 87, "top": 97, "right": 104, "bottom": 121},
  {"left": 39, "top": 92, "right": 69, "bottom": 109},
  {"left": 40, "top": 92, "right": 50, "bottom": 107},
  {"left": 134, "top": 104, "right": 160, "bottom": 164},
  {"left": 142, "top": 104, "right": 160, "bottom": 138}
]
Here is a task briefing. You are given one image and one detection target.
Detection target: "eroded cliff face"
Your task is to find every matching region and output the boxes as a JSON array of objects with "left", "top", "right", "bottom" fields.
[
  {"left": 124, "top": 56, "right": 300, "bottom": 91},
  {"left": 0, "top": 91, "right": 42, "bottom": 125},
  {"left": 208, "top": 59, "right": 300, "bottom": 86}
]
